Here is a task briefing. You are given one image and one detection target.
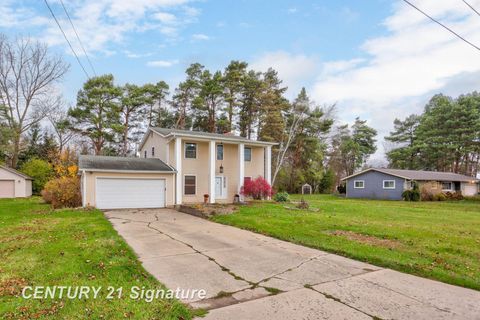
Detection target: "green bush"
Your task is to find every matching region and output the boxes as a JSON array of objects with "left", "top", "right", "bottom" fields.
[
  {"left": 433, "top": 193, "right": 447, "bottom": 201},
  {"left": 402, "top": 182, "right": 420, "bottom": 201},
  {"left": 41, "top": 177, "right": 81, "bottom": 208},
  {"left": 273, "top": 192, "right": 290, "bottom": 202},
  {"left": 20, "top": 158, "right": 54, "bottom": 194},
  {"left": 464, "top": 195, "right": 480, "bottom": 201}
]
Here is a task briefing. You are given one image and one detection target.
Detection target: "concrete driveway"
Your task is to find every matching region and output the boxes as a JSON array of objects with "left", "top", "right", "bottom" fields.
[{"left": 105, "top": 209, "right": 480, "bottom": 320}]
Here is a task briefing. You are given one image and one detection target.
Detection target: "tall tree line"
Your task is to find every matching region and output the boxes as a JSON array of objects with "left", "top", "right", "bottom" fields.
[
  {"left": 385, "top": 92, "right": 480, "bottom": 176},
  {"left": 0, "top": 33, "right": 379, "bottom": 194}
]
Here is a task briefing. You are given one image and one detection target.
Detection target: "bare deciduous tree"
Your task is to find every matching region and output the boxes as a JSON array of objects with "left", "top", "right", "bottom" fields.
[{"left": 0, "top": 34, "right": 69, "bottom": 167}]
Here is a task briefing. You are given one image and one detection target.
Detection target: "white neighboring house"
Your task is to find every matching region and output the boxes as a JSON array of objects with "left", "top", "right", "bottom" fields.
[
  {"left": 79, "top": 128, "right": 275, "bottom": 209},
  {"left": 0, "top": 165, "right": 33, "bottom": 198}
]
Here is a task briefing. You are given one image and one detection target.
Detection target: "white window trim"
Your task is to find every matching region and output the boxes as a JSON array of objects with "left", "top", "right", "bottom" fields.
[
  {"left": 183, "top": 174, "right": 197, "bottom": 196},
  {"left": 441, "top": 181, "right": 453, "bottom": 191},
  {"left": 184, "top": 142, "right": 197, "bottom": 159},
  {"left": 383, "top": 180, "right": 396, "bottom": 189},
  {"left": 354, "top": 180, "right": 365, "bottom": 189},
  {"left": 244, "top": 147, "right": 252, "bottom": 162},
  {"left": 217, "top": 144, "right": 224, "bottom": 160}
]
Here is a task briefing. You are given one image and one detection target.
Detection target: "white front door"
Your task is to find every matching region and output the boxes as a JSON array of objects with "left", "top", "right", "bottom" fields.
[
  {"left": 96, "top": 178, "right": 165, "bottom": 209},
  {"left": 215, "top": 176, "right": 227, "bottom": 199}
]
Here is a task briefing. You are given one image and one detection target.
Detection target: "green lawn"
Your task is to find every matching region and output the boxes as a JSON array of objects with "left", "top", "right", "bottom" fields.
[
  {"left": 212, "top": 194, "right": 480, "bottom": 291},
  {"left": 0, "top": 197, "right": 195, "bottom": 320}
]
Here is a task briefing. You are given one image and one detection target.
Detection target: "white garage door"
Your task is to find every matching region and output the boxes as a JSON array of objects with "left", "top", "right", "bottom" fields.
[
  {"left": 96, "top": 178, "right": 165, "bottom": 209},
  {"left": 463, "top": 184, "right": 478, "bottom": 196}
]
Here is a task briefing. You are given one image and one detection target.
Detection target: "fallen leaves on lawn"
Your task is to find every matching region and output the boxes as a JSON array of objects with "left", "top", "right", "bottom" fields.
[
  {"left": 0, "top": 277, "right": 28, "bottom": 297},
  {"left": 327, "top": 230, "right": 402, "bottom": 249}
]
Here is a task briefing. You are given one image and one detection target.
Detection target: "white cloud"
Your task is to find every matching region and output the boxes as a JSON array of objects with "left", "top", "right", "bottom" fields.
[
  {"left": 310, "top": 0, "right": 480, "bottom": 160},
  {"left": 251, "top": 51, "right": 319, "bottom": 98},
  {"left": 153, "top": 12, "right": 177, "bottom": 24},
  {"left": 124, "top": 50, "right": 153, "bottom": 58},
  {"left": 0, "top": 0, "right": 200, "bottom": 55},
  {"left": 192, "top": 33, "right": 210, "bottom": 41},
  {"left": 288, "top": 7, "right": 298, "bottom": 14},
  {"left": 147, "top": 59, "right": 179, "bottom": 67}
]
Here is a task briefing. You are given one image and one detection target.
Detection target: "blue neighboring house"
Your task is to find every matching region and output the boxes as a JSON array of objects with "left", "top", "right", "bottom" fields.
[{"left": 342, "top": 168, "right": 479, "bottom": 200}]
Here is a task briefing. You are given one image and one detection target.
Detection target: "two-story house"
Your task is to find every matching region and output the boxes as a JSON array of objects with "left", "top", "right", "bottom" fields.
[{"left": 79, "top": 128, "right": 275, "bottom": 209}]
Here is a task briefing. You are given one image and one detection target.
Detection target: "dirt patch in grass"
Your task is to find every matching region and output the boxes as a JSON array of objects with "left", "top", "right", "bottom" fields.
[
  {"left": 328, "top": 230, "right": 401, "bottom": 249},
  {"left": 0, "top": 277, "right": 28, "bottom": 297}
]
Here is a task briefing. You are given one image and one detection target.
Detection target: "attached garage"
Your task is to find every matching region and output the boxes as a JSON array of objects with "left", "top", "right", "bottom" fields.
[
  {"left": 96, "top": 178, "right": 166, "bottom": 209},
  {"left": 79, "top": 155, "right": 176, "bottom": 209},
  {"left": 0, "top": 165, "right": 32, "bottom": 198}
]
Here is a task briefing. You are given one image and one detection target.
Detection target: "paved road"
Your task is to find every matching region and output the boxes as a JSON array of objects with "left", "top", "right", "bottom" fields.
[{"left": 105, "top": 209, "right": 480, "bottom": 320}]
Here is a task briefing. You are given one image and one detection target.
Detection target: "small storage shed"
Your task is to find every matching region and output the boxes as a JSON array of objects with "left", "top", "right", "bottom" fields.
[
  {"left": 302, "top": 183, "right": 312, "bottom": 194},
  {"left": 0, "top": 165, "right": 33, "bottom": 198}
]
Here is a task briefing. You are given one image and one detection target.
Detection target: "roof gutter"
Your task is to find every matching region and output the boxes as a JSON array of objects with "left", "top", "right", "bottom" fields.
[
  {"left": 80, "top": 169, "right": 177, "bottom": 174},
  {"left": 167, "top": 132, "right": 278, "bottom": 146}
]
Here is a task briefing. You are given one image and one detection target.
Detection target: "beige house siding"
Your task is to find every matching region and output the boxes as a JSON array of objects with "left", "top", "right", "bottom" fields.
[
  {"left": 82, "top": 171, "right": 175, "bottom": 207},
  {"left": 0, "top": 167, "right": 31, "bottom": 198},
  {"left": 181, "top": 140, "right": 209, "bottom": 203},
  {"left": 244, "top": 146, "right": 265, "bottom": 180},
  {"left": 140, "top": 131, "right": 169, "bottom": 162}
]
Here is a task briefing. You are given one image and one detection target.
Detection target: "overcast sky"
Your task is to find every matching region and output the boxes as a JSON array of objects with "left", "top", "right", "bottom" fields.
[{"left": 2, "top": 0, "right": 480, "bottom": 161}]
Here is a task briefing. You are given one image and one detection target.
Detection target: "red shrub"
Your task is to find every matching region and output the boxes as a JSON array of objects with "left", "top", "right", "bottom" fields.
[{"left": 241, "top": 176, "right": 273, "bottom": 200}]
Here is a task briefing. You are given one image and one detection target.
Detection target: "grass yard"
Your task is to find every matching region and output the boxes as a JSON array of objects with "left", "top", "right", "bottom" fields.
[
  {"left": 212, "top": 194, "right": 480, "bottom": 291},
  {"left": 0, "top": 197, "right": 195, "bottom": 320}
]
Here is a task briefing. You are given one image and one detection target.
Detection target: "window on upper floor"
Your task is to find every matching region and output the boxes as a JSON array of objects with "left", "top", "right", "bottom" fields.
[
  {"left": 144, "top": 150, "right": 147, "bottom": 158},
  {"left": 151, "top": 147, "right": 155, "bottom": 156},
  {"left": 244, "top": 147, "right": 252, "bottom": 161},
  {"left": 185, "top": 143, "right": 197, "bottom": 159},
  {"left": 217, "top": 144, "right": 224, "bottom": 160}
]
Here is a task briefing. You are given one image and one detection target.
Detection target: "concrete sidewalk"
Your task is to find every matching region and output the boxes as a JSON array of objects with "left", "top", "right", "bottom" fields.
[{"left": 105, "top": 209, "right": 480, "bottom": 320}]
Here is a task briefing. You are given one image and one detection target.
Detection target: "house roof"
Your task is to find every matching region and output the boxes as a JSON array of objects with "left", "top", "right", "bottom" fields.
[
  {"left": 342, "top": 168, "right": 479, "bottom": 183},
  {"left": 149, "top": 127, "right": 277, "bottom": 146},
  {"left": 78, "top": 155, "right": 175, "bottom": 172},
  {"left": 0, "top": 166, "right": 33, "bottom": 180},
  {"left": 0, "top": 165, "right": 33, "bottom": 180}
]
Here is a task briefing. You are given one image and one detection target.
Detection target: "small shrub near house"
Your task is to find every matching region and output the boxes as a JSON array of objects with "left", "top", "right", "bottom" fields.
[
  {"left": 337, "top": 183, "right": 346, "bottom": 194},
  {"left": 444, "top": 191, "right": 464, "bottom": 201},
  {"left": 433, "top": 193, "right": 447, "bottom": 201},
  {"left": 274, "top": 192, "right": 290, "bottom": 202},
  {"left": 402, "top": 182, "right": 420, "bottom": 201},
  {"left": 42, "top": 177, "right": 81, "bottom": 208},
  {"left": 20, "top": 158, "right": 54, "bottom": 194},
  {"left": 241, "top": 176, "right": 272, "bottom": 200}
]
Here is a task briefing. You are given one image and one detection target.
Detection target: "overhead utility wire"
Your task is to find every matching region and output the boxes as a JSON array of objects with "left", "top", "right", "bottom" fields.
[
  {"left": 59, "top": 0, "right": 97, "bottom": 76},
  {"left": 44, "top": 0, "right": 90, "bottom": 78},
  {"left": 462, "top": 0, "right": 480, "bottom": 16},
  {"left": 402, "top": 0, "right": 480, "bottom": 52}
]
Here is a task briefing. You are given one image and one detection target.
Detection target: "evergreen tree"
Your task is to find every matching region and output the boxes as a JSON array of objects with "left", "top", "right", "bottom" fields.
[
  {"left": 69, "top": 74, "right": 122, "bottom": 155},
  {"left": 385, "top": 114, "right": 420, "bottom": 169},
  {"left": 223, "top": 61, "right": 248, "bottom": 132}
]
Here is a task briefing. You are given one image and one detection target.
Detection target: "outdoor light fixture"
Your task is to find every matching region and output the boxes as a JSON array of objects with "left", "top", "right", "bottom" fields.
[{"left": 219, "top": 164, "right": 224, "bottom": 173}]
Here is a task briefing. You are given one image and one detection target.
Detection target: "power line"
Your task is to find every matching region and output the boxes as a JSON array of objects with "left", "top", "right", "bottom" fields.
[
  {"left": 402, "top": 0, "right": 480, "bottom": 52},
  {"left": 44, "top": 0, "right": 90, "bottom": 78},
  {"left": 462, "top": 0, "right": 480, "bottom": 16},
  {"left": 59, "top": 0, "right": 97, "bottom": 76}
]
